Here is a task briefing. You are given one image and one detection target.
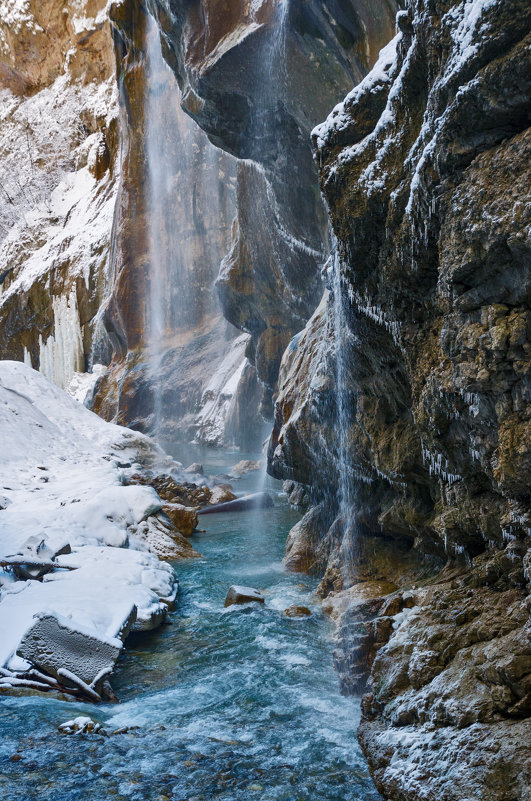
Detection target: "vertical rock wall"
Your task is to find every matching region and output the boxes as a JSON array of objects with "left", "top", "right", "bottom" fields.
[
  {"left": 0, "top": 0, "right": 259, "bottom": 446},
  {"left": 91, "top": 2, "right": 250, "bottom": 445},
  {"left": 269, "top": 1, "right": 531, "bottom": 797},
  {"left": 149, "top": 0, "right": 397, "bottom": 414}
]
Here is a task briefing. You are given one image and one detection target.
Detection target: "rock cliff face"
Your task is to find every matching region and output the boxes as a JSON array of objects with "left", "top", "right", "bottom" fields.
[
  {"left": 0, "top": 0, "right": 258, "bottom": 446},
  {"left": 0, "top": 0, "right": 118, "bottom": 389},
  {"left": 269, "top": 0, "right": 531, "bottom": 797},
  {"left": 90, "top": 2, "right": 254, "bottom": 445}
]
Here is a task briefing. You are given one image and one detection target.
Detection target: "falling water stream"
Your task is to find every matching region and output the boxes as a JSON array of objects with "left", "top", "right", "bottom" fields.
[
  {"left": 329, "top": 245, "right": 358, "bottom": 584},
  {"left": 143, "top": 13, "right": 237, "bottom": 441},
  {"left": 145, "top": 13, "right": 167, "bottom": 439}
]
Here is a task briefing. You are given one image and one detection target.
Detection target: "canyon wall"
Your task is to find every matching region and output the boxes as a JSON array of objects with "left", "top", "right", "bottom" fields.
[
  {"left": 1, "top": 0, "right": 529, "bottom": 797},
  {"left": 91, "top": 2, "right": 256, "bottom": 445},
  {"left": 0, "top": 0, "right": 258, "bottom": 447},
  {"left": 270, "top": 1, "right": 531, "bottom": 798},
  {"left": 0, "top": 0, "right": 118, "bottom": 390}
]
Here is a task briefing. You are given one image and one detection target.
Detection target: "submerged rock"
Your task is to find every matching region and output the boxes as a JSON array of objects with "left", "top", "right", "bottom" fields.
[
  {"left": 284, "top": 605, "right": 311, "bottom": 618},
  {"left": 224, "top": 586, "right": 265, "bottom": 608}
]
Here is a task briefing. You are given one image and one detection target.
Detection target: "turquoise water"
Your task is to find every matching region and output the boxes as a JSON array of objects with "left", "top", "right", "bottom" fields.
[{"left": 0, "top": 449, "right": 380, "bottom": 800}]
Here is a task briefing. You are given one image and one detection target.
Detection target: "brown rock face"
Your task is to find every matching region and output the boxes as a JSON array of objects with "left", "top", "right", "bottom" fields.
[
  {"left": 269, "top": 0, "right": 531, "bottom": 797},
  {"left": 162, "top": 503, "right": 199, "bottom": 536},
  {"left": 90, "top": 5, "right": 251, "bottom": 443}
]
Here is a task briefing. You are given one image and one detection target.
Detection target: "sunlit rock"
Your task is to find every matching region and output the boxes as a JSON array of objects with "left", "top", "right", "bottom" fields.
[{"left": 162, "top": 504, "right": 199, "bottom": 537}]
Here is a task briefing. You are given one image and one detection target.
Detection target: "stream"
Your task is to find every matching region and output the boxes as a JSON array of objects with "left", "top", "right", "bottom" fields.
[{"left": 0, "top": 448, "right": 380, "bottom": 801}]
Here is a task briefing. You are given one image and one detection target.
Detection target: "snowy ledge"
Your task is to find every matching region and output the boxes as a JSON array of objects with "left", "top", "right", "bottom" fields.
[{"left": 0, "top": 361, "right": 184, "bottom": 700}]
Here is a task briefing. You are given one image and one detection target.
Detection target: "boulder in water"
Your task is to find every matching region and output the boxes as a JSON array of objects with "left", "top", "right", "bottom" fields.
[
  {"left": 198, "top": 492, "right": 273, "bottom": 515},
  {"left": 224, "top": 586, "right": 265, "bottom": 607},
  {"left": 162, "top": 503, "right": 198, "bottom": 536},
  {"left": 17, "top": 611, "right": 136, "bottom": 697},
  {"left": 284, "top": 605, "right": 312, "bottom": 618},
  {"left": 208, "top": 485, "right": 237, "bottom": 505},
  {"left": 184, "top": 463, "right": 204, "bottom": 476}
]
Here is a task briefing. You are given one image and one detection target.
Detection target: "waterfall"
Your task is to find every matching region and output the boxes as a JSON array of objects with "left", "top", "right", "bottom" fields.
[
  {"left": 329, "top": 244, "right": 357, "bottom": 584},
  {"left": 248, "top": 0, "right": 289, "bottom": 164},
  {"left": 143, "top": 14, "right": 236, "bottom": 443},
  {"left": 145, "top": 16, "right": 163, "bottom": 438}
]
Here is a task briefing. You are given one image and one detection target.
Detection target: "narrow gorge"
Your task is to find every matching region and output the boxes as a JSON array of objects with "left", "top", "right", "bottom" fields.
[{"left": 0, "top": 1, "right": 529, "bottom": 800}]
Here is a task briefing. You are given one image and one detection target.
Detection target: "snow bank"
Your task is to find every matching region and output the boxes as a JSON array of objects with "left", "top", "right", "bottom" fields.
[{"left": 0, "top": 361, "right": 177, "bottom": 674}]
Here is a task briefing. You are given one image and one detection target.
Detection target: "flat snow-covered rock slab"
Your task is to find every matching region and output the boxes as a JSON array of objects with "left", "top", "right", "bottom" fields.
[
  {"left": 18, "top": 613, "right": 130, "bottom": 691},
  {"left": 225, "top": 585, "right": 265, "bottom": 607}
]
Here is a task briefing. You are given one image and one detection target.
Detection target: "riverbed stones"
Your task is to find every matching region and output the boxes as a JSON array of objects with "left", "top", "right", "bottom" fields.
[
  {"left": 224, "top": 586, "right": 265, "bottom": 608},
  {"left": 58, "top": 717, "right": 104, "bottom": 735}
]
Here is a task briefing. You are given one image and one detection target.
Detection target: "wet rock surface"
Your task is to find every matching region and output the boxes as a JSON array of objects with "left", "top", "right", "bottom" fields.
[
  {"left": 284, "top": 605, "right": 311, "bottom": 618},
  {"left": 269, "top": 0, "right": 531, "bottom": 796},
  {"left": 224, "top": 585, "right": 265, "bottom": 608},
  {"left": 198, "top": 492, "right": 274, "bottom": 516},
  {"left": 162, "top": 503, "right": 199, "bottom": 537}
]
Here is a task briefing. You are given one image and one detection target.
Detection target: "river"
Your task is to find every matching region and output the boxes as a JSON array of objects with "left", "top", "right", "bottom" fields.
[{"left": 0, "top": 447, "right": 380, "bottom": 801}]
